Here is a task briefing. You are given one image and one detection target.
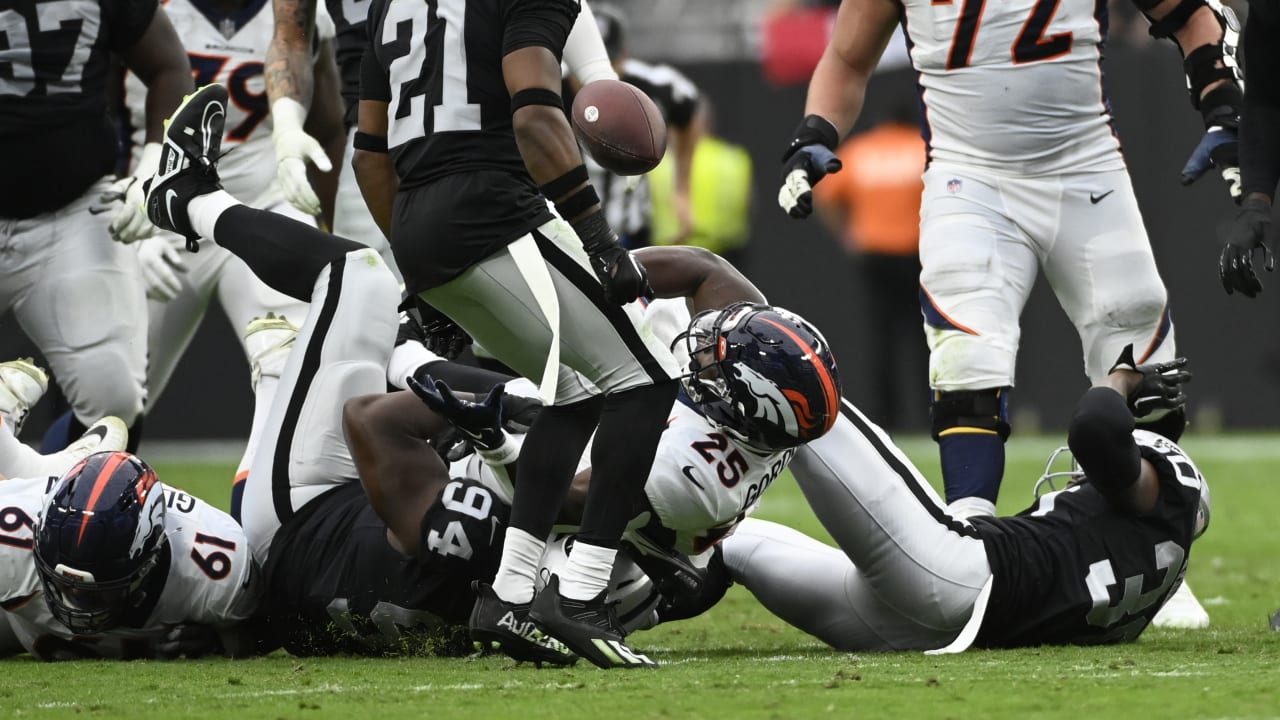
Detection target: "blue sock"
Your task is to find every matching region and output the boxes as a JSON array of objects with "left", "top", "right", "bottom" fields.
[
  {"left": 939, "top": 432, "right": 1006, "bottom": 504},
  {"left": 39, "top": 410, "right": 74, "bottom": 453}
]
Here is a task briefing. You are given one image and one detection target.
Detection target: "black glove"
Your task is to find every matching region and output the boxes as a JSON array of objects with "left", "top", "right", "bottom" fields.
[
  {"left": 1218, "top": 197, "right": 1274, "bottom": 298},
  {"left": 576, "top": 211, "right": 652, "bottom": 305},
  {"left": 418, "top": 303, "right": 472, "bottom": 359},
  {"left": 1108, "top": 344, "right": 1192, "bottom": 418},
  {"left": 500, "top": 392, "right": 541, "bottom": 434},
  {"left": 778, "top": 114, "right": 842, "bottom": 219},
  {"left": 408, "top": 376, "right": 506, "bottom": 451},
  {"left": 632, "top": 546, "right": 733, "bottom": 625}
]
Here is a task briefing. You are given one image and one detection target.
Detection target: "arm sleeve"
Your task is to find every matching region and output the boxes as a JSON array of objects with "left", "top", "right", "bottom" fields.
[
  {"left": 109, "top": 0, "right": 160, "bottom": 51},
  {"left": 359, "top": 45, "right": 392, "bottom": 103},
  {"left": 1240, "top": 3, "right": 1280, "bottom": 199},
  {"left": 502, "top": 0, "right": 579, "bottom": 60},
  {"left": 563, "top": 0, "right": 618, "bottom": 84},
  {"left": 1067, "top": 387, "right": 1142, "bottom": 495}
]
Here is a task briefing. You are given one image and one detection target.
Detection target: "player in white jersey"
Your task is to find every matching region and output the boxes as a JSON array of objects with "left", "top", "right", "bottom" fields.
[
  {"left": 0, "top": 453, "right": 258, "bottom": 661},
  {"left": 776, "top": 0, "right": 1238, "bottom": 518}
]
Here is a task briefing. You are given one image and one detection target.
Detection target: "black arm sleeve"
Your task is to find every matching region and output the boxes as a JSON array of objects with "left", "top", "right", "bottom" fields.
[
  {"left": 1241, "top": 2, "right": 1280, "bottom": 198},
  {"left": 502, "top": 0, "right": 579, "bottom": 60},
  {"left": 110, "top": 0, "right": 159, "bottom": 51},
  {"left": 1067, "top": 388, "right": 1142, "bottom": 495}
]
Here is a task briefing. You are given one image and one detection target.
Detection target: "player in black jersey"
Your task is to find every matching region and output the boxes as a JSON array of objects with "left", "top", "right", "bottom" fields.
[
  {"left": 1217, "top": 0, "right": 1280, "bottom": 298},
  {"left": 717, "top": 347, "right": 1209, "bottom": 651},
  {"left": 355, "top": 0, "right": 685, "bottom": 668},
  {"left": 0, "top": 0, "right": 191, "bottom": 454}
]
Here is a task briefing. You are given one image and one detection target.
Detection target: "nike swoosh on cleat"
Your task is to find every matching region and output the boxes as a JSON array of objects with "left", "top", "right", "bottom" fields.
[
  {"left": 1090, "top": 190, "right": 1114, "bottom": 204},
  {"left": 88, "top": 206, "right": 113, "bottom": 215},
  {"left": 165, "top": 189, "right": 179, "bottom": 223}
]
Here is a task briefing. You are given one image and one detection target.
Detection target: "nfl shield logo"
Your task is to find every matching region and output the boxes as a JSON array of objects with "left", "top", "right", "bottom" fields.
[
  {"left": 219, "top": 18, "right": 237, "bottom": 39},
  {"left": 947, "top": 178, "right": 962, "bottom": 194}
]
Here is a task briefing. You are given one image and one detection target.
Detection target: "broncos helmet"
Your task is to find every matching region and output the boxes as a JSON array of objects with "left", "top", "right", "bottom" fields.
[
  {"left": 34, "top": 451, "right": 168, "bottom": 635},
  {"left": 676, "top": 303, "right": 841, "bottom": 452}
]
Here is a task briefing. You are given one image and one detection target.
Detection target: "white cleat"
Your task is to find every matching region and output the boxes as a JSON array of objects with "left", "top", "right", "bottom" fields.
[
  {"left": 40, "top": 417, "right": 129, "bottom": 476},
  {"left": 245, "top": 313, "right": 300, "bottom": 387},
  {"left": 0, "top": 359, "right": 49, "bottom": 435},
  {"left": 1153, "top": 581, "right": 1211, "bottom": 629}
]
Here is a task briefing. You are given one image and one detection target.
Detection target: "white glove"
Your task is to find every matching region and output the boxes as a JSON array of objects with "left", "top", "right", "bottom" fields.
[
  {"left": 135, "top": 235, "right": 188, "bottom": 302},
  {"left": 272, "top": 97, "right": 332, "bottom": 218},
  {"left": 102, "top": 142, "right": 162, "bottom": 244}
]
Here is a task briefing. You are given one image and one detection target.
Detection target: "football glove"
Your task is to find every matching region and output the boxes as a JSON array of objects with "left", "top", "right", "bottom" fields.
[
  {"left": 1181, "top": 126, "right": 1241, "bottom": 199},
  {"left": 272, "top": 98, "right": 332, "bottom": 219},
  {"left": 778, "top": 114, "right": 842, "bottom": 219},
  {"left": 419, "top": 303, "right": 472, "bottom": 359},
  {"left": 1107, "top": 344, "right": 1192, "bottom": 418},
  {"left": 577, "top": 211, "right": 653, "bottom": 305},
  {"left": 135, "top": 235, "right": 188, "bottom": 302},
  {"left": 98, "top": 142, "right": 163, "bottom": 244},
  {"left": 1218, "top": 196, "right": 1274, "bottom": 298},
  {"left": 409, "top": 377, "right": 506, "bottom": 452}
]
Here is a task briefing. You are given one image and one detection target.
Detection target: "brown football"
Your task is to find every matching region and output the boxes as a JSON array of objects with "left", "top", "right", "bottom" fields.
[{"left": 571, "top": 79, "right": 668, "bottom": 176}]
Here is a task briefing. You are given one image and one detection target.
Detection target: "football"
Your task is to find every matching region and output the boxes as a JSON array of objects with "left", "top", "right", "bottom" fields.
[{"left": 571, "top": 79, "right": 668, "bottom": 175}]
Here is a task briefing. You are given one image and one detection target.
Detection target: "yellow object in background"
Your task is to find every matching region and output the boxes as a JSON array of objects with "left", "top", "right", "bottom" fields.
[{"left": 649, "top": 136, "right": 753, "bottom": 254}]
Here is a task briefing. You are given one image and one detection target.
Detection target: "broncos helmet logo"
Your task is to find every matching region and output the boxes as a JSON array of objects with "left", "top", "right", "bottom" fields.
[{"left": 731, "top": 364, "right": 804, "bottom": 439}]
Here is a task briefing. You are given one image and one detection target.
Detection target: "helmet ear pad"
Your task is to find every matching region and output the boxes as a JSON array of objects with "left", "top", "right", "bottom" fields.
[
  {"left": 680, "top": 304, "right": 841, "bottom": 452},
  {"left": 34, "top": 451, "right": 169, "bottom": 635}
]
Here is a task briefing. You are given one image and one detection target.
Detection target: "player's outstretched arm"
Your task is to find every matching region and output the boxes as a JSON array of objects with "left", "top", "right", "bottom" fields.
[
  {"left": 633, "top": 246, "right": 766, "bottom": 312},
  {"left": 343, "top": 393, "right": 456, "bottom": 557},
  {"left": 299, "top": 40, "right": 347, "bottom": 227},
  {"left": 266, "top": 0, "right": 317, "bottom": 107},
  {"left": 778, "top": 0, "right": 897, "bottom": 219},
  {"left": 352, "top": 96, "right": 397, "bottom": 239}
]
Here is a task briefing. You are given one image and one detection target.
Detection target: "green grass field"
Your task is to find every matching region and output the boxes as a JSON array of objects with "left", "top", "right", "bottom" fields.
[{"left": 4, "top": 435, "right": 1280, "bottom": 719}]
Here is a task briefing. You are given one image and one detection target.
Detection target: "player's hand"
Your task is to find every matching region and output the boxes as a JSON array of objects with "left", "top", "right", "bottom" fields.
[
  {"left": 99, "top": 176, "right": 156, "bottom": 244},
  {"left": 778, "top": 114, "right": 842, "bottom": 219},
  {"left": 500, "top": 393, "right": 541, "bottom": 434},
  {"left": 135, "top": 235, "right": 188, "bottom": 302},
  {"left": 408, "top": 377, "right": 506, "bottom": 451},
  {"left": 272, "top": 98, "right": 332, "bottom": 219},
  {"left": 577, "top": 211, "right": 653, "bottom": 304},
  {"left": 1181, "top": 126, "right": 1241, "bottom": 200},
  {"left": 154, "top": 624, "right": 222, "bottom": 660},
  {"left": 1218, "top": 196, "right": 1274, "bottom": 298},
  {"left": 1107, "top": 344, "right": 1192, "bottom": 417},
  {"left": 418, "top": 303, "right": 472, "bottom": 359}
]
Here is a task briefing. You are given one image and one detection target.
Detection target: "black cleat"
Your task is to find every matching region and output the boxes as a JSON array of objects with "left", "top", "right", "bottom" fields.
[
  {"left": 144, "top": 84, "right": 227, "bottom": 250},
  {"left": 530, "top": 574, "right": 658, "bottom": 669},
  {"left": 469, "top": 582, "right": 577, "bottom": 667}
]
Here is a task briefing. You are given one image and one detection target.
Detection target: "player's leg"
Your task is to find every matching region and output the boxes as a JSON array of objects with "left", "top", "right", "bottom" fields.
[
  {"left": 10, "top": 183, "right": 148, "bottom": 452},
  {"left": 918, "top": 167, "right": 1039, "bottom": 517},
  {"left": 145, "top": 85, "right": 401, "bottom": 562},
  {"left": 785, "top": 400, "right": 992, "bottom": 638},
  {"left": 141, "top": 240, "right": 226, "bottom": 408},
  {"left": 1045, "top": 170, "right": 1207, "bottom": 630},
  {"left": 721, "top": 519, "right": 962, "bottom": 651}
]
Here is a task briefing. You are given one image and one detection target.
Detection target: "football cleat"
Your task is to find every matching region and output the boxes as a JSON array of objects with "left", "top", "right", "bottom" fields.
[
  {"left": 469, "top": 582, "right": 577, "bottom": 667},
  {"left": 1152, "top": 581, "right": 1211, "bottom": 629},
  {"left": 245, "top": 313, "right": 300, "bottom": 387},
  {"left": 38, "top": 417, "right": 129, "bottom": 477},
  {"left": 144, "top": 84, "right": 227, "bottom": 250},
  {"left": 530, "top": 574, "right": 657, "bottom": 669},
  {"left": 0, "top": 358, "right": 49, "bottom": 435}
]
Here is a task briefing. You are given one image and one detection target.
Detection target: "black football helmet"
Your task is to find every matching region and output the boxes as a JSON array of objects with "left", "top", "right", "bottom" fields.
[
  {"left": 676, "top": 303, "right": 841, "bottom": 452},
  {"left": 34, "top": 451, "right": 168, "bottom": 635}
]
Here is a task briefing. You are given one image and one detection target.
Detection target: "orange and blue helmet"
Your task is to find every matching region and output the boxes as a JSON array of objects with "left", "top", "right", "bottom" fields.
[
  {"left": 34, "top": 451, "right": 167, "bottom": 635},
  {"left": 676, "top": 303, "right": 841, "bottom": 452}
]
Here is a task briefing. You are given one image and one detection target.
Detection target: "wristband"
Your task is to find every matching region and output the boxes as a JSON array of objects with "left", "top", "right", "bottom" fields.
[
  {"left": 782, "top": 114, "right": 840, "bottom": 161},
  {"left": 539, "top": 164, "right": 590, "bottom": 201},
  {"left": 511, "top": 87, "right": 564, "bottom": 113},
  {"left": 353, "top": 131, "right": 388, "bottom": 152},
  {"left": 476, "top": 431, "right": 520, "bottom": 465},
  {"left": 554, "top": 184, "right": 599, "bottom": 220},
  {"left": 572, "top": 210, "right": 617, "bottom": 253}
]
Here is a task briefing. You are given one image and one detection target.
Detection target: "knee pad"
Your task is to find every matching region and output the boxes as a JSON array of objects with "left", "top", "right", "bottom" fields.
[{"left": 930, "top": 387, "right": 1011, "bottom": 442}]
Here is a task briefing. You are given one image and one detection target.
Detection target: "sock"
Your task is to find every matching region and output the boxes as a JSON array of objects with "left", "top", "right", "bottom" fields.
[
  {"left": 947, "top": 496, "right": 997, "bottom": 520},
  {"left": 508, "top": 396, "right": 603, "bottom": 536},
  {"left": 206, "top": 204, "right": 364, "bottom": 301},
  {"left": 491, "top": 527, "right": 547, "bottom": 604},
  {"left": 557, "top": 540, "right": 617, "bottom": 601},
  {"left": 188, "top": 190, "right": 238, "bottom": 240},
  {"left": 938, "top": 433, "right": 1005, "bottom": 505},
  {"left": 577, "top": 380, "right": 679, "bottom": 548}
]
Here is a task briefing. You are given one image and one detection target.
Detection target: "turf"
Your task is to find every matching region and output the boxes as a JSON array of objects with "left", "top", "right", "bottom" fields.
[{"left": 4, "top": 435, "right": 1279, "bottom": 719}]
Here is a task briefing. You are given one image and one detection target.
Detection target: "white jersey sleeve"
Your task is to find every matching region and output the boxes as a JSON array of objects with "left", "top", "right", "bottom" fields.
[{"left": 900, "top": 0, "right": 1125, "bottom": 175}]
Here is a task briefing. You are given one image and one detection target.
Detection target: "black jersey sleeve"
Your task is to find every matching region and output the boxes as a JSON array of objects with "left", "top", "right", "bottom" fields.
[
  {"left": 416, "top": 479, "right": 510, "bottom": 575},
  {"left": 360, "top": 44, "right": 392, "bottom": 103},
  {"left": 1240, "top": 1, "right": 1280, "bottom": 198},
  {"left": 1067, "top": 388, "right": 1141, "bottom": 496},
  {"left": 108, "top": 0, "right": 160, "bottom": 51},
  {"left": 501, "top": 0, "right": 579, "bottom": 59}
]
